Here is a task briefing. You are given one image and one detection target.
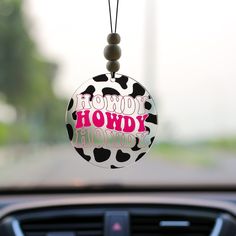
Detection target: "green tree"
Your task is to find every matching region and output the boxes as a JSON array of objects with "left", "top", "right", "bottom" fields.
[{"left": 0, "top": 0, "right": 66, "bottom": 144}]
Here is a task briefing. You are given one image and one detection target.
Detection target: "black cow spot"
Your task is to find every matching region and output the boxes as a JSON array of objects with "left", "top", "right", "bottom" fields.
[
  {"left": 146, "top": 114, "right": 158, "bottom": 124},
  {"left": 129, "top": 83, "right": 145, "bottom": 98},
  {"left": 102, "top": 87, "right": 120, "bottom": 96},
  {"left": 66, "top": 124, "right": 73, "bottom": 141},
  {"left": 72, "top": 111, "right": 77, "bottom": 120},
  {"left": 81, "top": 85, "right": 95, "bottom": 101},
  {"left": 131, "top": 137, "right": 141, "bottom": 151},
  {"left": 149, "top": 136, "right": 155, "bottom": 148},
  {"left": 67, "top": 98, "right": 74, "bottom": 111},
  {"left": 145, "top": 126, "right": 150, "bottom": 134},
  {"left": 145, "top": 101, "right": 152, "bottom": 110},
  {"left": 116, "top": 149, "right": 131, "bottom": 162},
  {"left": 111, "top": 165, "right": 122, "bottom": 169},
  {"left": 74, "top": 147, "right": 91, "bottom": 161},
  {"left": 93, "top": 74, "right": 108, "bottom": 82},
  {"left": 115, "top": 75, "right": 128, "bottom": 89},
  {"left": 94, "top": 147, "right": 111, "bottom": 162},
  {"left": 135, "top": 152, "right": 146, "bottom": 162}
]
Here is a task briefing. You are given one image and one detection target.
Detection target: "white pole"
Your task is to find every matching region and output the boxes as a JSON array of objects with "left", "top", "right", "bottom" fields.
[{"left": 144, "top": 0, "right": 157, "bottom": 98}]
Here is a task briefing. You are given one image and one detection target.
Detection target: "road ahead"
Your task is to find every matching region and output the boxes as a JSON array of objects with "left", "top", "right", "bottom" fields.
[{"left": 0, "top": 144, "right": 236, "bottom": 187}]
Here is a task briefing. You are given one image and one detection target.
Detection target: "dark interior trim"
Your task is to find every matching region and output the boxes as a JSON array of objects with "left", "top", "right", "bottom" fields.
[
  {"left": 1, "top": 185, "right": 236, "bottom": 195},
  {"left": 1, "top": 194, "right": 236, "bottom": 219}
]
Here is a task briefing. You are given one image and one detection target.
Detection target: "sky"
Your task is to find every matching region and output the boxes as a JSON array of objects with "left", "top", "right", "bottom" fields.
[{"left": 23, "top": 0, "right": 236, "bottom": 142}]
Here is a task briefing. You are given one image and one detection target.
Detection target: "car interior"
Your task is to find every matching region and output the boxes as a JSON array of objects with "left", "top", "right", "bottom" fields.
[
  {"left": 1, "top": 186, "right": 236, "bottom": 235},
  {"left": 1, "top": 0, "right": 236, "bottom": 235}
]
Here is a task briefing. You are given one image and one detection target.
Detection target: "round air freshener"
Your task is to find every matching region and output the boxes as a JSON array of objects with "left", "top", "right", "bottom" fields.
[
  {"left": 66, "top": 73, "right": 157, "bottom": 168},
  {"left": 65, "top": 0, "right": 158, "bottom": 168}
]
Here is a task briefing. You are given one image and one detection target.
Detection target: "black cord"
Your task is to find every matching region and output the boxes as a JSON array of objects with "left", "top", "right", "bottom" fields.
[
  {"left": 108, "top": 0, "right": 120, "bottom": 33},
  {"left": 108, "top": 0, "right": 120, "bottom": 78},
  {"left": 108, "top": 0, "right": 113, "bottom": 33},
  {"left": 114, "top": 0, "right": 119, "bottom": 33}
]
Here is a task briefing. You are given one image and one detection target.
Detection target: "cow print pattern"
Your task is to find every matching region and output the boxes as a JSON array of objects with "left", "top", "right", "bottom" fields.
[{"left": 66, "top": 73, "right": 158, "bottom": 168}]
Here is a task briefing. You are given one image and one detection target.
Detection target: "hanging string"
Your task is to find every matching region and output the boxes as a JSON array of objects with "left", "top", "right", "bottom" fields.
[
  {"left": 105, "top": 0, "right": 121, "bottom": 78},
  {"left": 114, "top": 0, "right": 119, "bottom": 33},
  {"left": 108, "top": 0, "right": 120, "bottom": 33}
]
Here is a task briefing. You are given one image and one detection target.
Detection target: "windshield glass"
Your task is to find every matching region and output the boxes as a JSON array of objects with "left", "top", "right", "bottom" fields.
[{"left": 0, "top": 0, "right": 236, "bottom": 188}]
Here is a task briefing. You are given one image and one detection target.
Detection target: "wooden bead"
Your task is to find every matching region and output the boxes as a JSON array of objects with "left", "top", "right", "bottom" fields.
[
  {"left": 106, "top": 61, "right": 120, "bottom": 72},
  {"left": 104, "top": 45, "right": 121, "bottom": 61},
  {"left": 107, "top": 33, "right": 121, "bottom": 44}
]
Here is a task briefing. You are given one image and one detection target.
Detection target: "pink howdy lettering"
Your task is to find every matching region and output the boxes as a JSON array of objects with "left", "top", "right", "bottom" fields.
[
  {"left": 136, "top": 114, "right": 149, "bottom": 132},
  {"left": 123, "top": 115, "right": 135, "bottom": 133},
  {"left": 106, "top": 112, "right": 122, "bottom": 131},
  {"left": 75, "top": 110, "right": 148, "bottom": 133},
  {"left": 92, "top": 110, "right": 105, "bottom": 127},
  {"left": 75, "top": 110, "right": 91, "bottom": 128}
]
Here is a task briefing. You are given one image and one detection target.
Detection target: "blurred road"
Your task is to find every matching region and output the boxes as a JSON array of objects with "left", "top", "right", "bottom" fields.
[{"left": 0, "top": 144, "right": 236, "bottom": 187}]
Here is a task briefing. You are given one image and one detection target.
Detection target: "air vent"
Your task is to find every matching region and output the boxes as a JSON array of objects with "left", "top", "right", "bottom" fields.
[
  {"left": 20, "top": 215, "right": 104, "bottom": 236},
  {"left": 130, "top": 214, "right": 215, "bottom": 236}
]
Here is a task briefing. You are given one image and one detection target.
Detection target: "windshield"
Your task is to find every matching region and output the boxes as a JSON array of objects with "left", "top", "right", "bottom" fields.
[{"left": 0, "top": 0, "right": 236, "bottom": 188}]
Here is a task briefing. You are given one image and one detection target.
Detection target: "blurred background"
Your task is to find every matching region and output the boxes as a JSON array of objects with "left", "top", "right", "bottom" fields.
[{"left": 0, "top": 0, "right": 236, "bottom": 187}]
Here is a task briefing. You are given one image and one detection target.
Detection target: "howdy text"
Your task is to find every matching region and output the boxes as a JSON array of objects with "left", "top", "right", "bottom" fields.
[{"left": 75, "top": 94, "right": 149, "bottom": 133}]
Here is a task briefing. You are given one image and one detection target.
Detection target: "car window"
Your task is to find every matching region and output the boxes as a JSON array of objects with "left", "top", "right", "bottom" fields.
[{"left": 0, "top": 0, "right": 236, "bottom": 187}]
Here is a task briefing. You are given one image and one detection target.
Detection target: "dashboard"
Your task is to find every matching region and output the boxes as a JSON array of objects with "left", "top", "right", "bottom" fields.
[{"left": 0, "top": 189, "right": 236, "bottom": 236}]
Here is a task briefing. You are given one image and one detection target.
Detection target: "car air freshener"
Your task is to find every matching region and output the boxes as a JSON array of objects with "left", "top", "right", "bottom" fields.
[{"left": 66, "top": 0, "right": 158, "bottom": 168}]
